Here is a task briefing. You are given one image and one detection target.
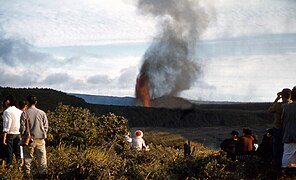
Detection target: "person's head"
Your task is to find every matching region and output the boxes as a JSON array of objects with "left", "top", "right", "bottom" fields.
[
  {"left": 266, "top": 128, "right": 273, "bottom": 137},
  {"left": 230, "top": 130, "right": 239, "bottom": 139},
  {"left": 281, "top": 88, "right": 292, "bottom": 102},
  {"left": 242, "top": 128, "right": 252, "bottom": 135},
  {"left": 26, "top": 94, "right": 38, "bottom": 106},
  {"left": 4, "top": 95, "right": 17, "bottom": 107},
  {"left": 134, "top": 130, "right": 143, "bottom": 138},
  {"left": 18, "top": 100, "right": 28, "bottom": 111},
  {"left": 291, "top": 86, "right": 296, "bottom": 102}
]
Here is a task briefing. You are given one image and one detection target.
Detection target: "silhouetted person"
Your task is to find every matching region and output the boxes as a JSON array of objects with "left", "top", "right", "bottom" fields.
[
  {"left": 220, "top": 130, "right": 239, "bottom": 160},
  {"left": 256, "top": 128, "right": 273, "bottom": 162},
  {"left": 268, "top": 88, "right": 292, "bottom": 172},
  {"left": 282, "top": 87, "right": 296, "bottom": 169}
]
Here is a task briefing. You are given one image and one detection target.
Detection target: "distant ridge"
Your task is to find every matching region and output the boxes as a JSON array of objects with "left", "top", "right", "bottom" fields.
[
  {"left": 0, "top": 87, "right": 86, "bottom": 111},
  {"left": 69, "top": 93, "right": 136, "bottom": 106},
  {"left": 0, "top": 87, "right": 273, "bottom": 128}
]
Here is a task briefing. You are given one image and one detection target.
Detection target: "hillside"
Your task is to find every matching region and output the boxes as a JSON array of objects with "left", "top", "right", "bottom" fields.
[
  {"left": 0, "top": 87, "right": 86, "bottom": 111},
  {"left": 0, "top": 87, "right": 273, "bottom": 129},
  {"left": 0, "top": 87, "right": 275, "bottom": 150}
]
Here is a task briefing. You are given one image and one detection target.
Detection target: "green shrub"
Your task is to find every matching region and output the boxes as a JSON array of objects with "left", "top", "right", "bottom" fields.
[
  {"left": 121, "top": 144, "right": 181, "bottom": 179},
  {"left": 46, "top": 103, "right": 128, "bottom": 148},
  {"left": 167, "top": 152, "right": 277, "bottom": 179},
  {"left": 46, "top": 143, "right": 180, "bottom": 179},
  {"left": 46, "top": 103, "right": 99, "bottom": 147},
  {"left": 46, "top": 145, "right": 125, "bottom": 179},
  {"left": 96, "top": 112, "right": 129, "bottom": 152}
]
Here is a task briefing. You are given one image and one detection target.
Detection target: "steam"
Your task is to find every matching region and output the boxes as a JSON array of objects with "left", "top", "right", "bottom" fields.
[{"left": 137, "top": 0, "right": 208, "bottom": 99}]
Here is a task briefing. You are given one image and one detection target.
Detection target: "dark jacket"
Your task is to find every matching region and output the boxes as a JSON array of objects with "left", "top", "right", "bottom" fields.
[
  {"left": 282, "top": 102, "right": 296, "bottom": 143},
  {"left": 256, "top": 134, "right": 273, "bottom": 161},
  {"left": 220, "top": 138, "right": 237, "bottom": 158}
]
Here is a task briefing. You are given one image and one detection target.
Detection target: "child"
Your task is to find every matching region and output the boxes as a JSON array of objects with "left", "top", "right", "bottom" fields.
[
  {"left": 124, "top": 130, "right": 149, "bottom": 151},
  {"left": 131, "top": 130, "right": 148, "bottom": 151}
]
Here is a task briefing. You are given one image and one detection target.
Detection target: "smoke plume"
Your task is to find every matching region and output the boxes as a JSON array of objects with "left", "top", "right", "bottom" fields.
[{"left": 137, "top": 0, "right": 209, "bottom": 99}]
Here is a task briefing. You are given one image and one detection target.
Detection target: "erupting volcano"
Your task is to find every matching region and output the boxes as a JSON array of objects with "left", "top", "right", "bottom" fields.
[
  {"left": 135, "top": 72, "right": 150, "bottom": 107},
  {"left": 135, "top": 0, "right": 209, "bottom": 108}
]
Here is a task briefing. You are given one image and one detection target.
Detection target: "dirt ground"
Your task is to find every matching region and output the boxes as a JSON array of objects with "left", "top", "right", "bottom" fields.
[{"left": 131, "top": 124, "right": 273, "bottom": 150}]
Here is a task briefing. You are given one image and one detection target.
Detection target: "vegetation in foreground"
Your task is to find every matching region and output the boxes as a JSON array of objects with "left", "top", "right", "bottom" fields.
[{"left": 0, "top": 104, "right": 278, "bottom": 179}]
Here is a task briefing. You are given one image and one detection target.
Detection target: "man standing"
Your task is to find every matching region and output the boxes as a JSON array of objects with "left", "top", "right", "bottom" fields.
[
  {"left": 2, "top": 95, "right": 22, "bottom": 167},
  {"left": 20, "top": 94, "right": 48, "bottom": 178},
  {"left": 268, "top": 88, "right": 292, "bottom": 172},
  {"left": 282, "top": 87, "right": 296, "bottom": 169}
]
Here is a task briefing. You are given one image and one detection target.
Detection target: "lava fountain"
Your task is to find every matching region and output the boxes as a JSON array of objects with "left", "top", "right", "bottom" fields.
[{"left": 135, "top": 72, "right": 150, "bottom": 107}]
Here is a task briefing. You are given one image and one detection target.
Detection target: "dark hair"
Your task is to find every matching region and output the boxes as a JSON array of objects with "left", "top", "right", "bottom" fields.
[
  {"left": 26, "top": 94, "right": 38, "bottom": 105},
  {"left": 5, "top": 95, "right": 17, "bottom": 106},
  {"left": 243, "top": 128, "right": 252, "bottom": 135},
  {"left": 266, "top": 128, "right": 273, "bottom": 135},
  {"left": 18, "top": 100, "right": 27, "bottom": 110},
  {"left": 230, "top": 130, "right": 239, "bottom": 136},
  {"left": 291, "top": 87, "right": 296, "bottom": 101},
  {"left": 282, "top": 88, "right": 292, "bottom": 99}
]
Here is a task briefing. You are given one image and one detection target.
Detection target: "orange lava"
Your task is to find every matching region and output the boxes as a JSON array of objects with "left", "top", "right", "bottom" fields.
[{"left": 135, "top": 73, "right": 150, "bottom": 107}]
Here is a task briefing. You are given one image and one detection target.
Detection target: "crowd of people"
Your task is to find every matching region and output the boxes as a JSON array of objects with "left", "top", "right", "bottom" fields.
[
  {"left": 220, "top": 128, "right": 260, "bottom": 160},
  {"left": 1, "top": 94, "right": 48, "bottom": 179},
  {"left": 220, "top": 86, "right": 296, "bottom": 176}
]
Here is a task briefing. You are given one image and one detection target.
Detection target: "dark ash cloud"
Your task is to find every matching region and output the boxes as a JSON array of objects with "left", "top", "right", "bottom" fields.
[{"left": 137, "top": 0, "right": 209, "bottom": 99}]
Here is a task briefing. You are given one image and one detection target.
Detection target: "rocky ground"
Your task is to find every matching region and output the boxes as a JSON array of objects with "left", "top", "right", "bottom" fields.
[
  {"left": 132, "top": 124, "right": 273, "bottom": 151},
  {"left": 91, "top": 96, "right": 274, "bottom": 150}
]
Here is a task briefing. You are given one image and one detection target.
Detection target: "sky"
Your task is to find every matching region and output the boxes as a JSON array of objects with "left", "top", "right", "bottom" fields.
[{"left": 0, "top": 0, "right": 296, "bottom": 102}]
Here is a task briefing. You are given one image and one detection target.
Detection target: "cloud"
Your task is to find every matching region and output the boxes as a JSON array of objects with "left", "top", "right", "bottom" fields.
[
  {"left": 0, "top": 32, "right": 51, "bottom": 87},
  {"left": 41, "top": 76, "right": 89, "bottom": 93},
  {"left": 0, "top": 30, "right": 142, "bottom": 97},
  {"left": 0, "top": 36, "right": 53, "bottom": 66},
  {"left": 2, "top": 0, "right": 295, "bottom": 47},
  {"left": 182, "top": 52, "right": 296, "bottom": 102},
  {"left": 87, "top": 75, "right": 113, "bottom": 85},
  {"left": 117, "top": 66, "right": 137, "bottom": 88},
  {"left": 0, "top": 67, "right": 39, "bottom": 87},
  {"left": 0, "top": 0, "right": 156, "bottom": 47},
  {"left": 42, "top": 73, "right": 71, "bottom": 85},
  {"left": 87, "top": 66, "right": 137, "bottom": 89},
  {"left": 202, "top": 0, "right": 296, "bottom": 39},
  {"left": 84, "top": 66, "right": 138, "bottom": 96}
]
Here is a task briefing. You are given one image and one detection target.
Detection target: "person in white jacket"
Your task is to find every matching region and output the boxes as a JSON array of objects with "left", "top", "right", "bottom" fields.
[
  {"left": 124, "top": 130, "right": 149, "bottom": 151},
  {"left": 2, "top": 95, "right": 22, "bottom": 167},
  {"left": 131, "top": 130, "right": 148, "bottom": 150}
]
